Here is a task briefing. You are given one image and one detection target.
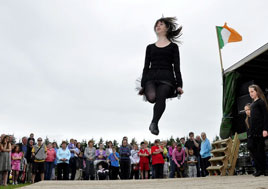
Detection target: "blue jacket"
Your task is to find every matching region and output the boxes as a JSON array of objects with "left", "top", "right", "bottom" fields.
[
  {"left": 57, "top": 148, "right": 71, "bottom": 164},
  {"left": 200, "top": 138, "right": 211, "bottom": 158},
  {"left": 108, "top": 152, "right": 120, "bottom": 167}
]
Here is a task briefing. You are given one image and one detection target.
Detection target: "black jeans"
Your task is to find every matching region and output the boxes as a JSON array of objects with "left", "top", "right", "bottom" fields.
[
  {"left": 69, "top": 157, "right": 77, "bottom": 180},
  {"left": 110, "top": 166, "right": 119, "bottom": 180},
  {"left": 172, "top": 162, "right": 186, "bottom": 178},
  {"left": 57, "top": 163, "right": 69, "bottom": 180},
  {"left": 153, "top": 164, "right": 164, "bottom": 179},
  {"left": 85, "top": 160, "right": 95, "bottom": 180},
  {"left": 130, "top": 164, "right": 139, "bottom": 179},
  {"left": 120, "top": 160, "right": 130, "bottom": 179},
  {"left": 249, "top": 137, "right": 266, "bottom": 172},
  {"left": 196, "top": 156, "right": 201, "bottom": 177},
  {"left": 201, "top": 156, "right": 211, "bottom": 177}
]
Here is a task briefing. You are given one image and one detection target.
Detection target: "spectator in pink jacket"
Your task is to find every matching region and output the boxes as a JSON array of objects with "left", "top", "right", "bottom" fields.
[
  {"left": 171, "top": 143, "right": 185, "bottom": 178},
  {"left": 45, "top": 143, "right": 56, "bottom": 180},
  {"left": 11, "top": 145, "right": 23, "bottom": 185},
  {"left": 168, "top": 142, "right": 177, "bottom": 178}
]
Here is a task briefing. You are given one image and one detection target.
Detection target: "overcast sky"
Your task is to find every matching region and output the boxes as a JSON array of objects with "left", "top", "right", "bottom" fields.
[{"left": 1, "top": 0, "right": 268, "bottom": 144}]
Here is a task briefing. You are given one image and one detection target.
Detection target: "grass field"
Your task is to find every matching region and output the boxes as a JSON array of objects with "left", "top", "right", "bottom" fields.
[{"left": 0, "top": 183, "right": 31, "bottom": 189}]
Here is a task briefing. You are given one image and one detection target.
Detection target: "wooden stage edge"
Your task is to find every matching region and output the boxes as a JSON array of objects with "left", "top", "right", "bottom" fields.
[{"left": 22, "top": 175, "right": 268, "bottom": 189}]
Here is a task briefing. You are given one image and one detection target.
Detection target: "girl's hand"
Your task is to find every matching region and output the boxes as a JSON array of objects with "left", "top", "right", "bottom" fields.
[
  {"left": 177, "top": 87, "right": 184, "bottom": 95},
  {"left": 263, "top": 130, "right": 268, "bottom": 137},
  {"left": 177, "top": 164, "right": 180, "bottom": 168}
]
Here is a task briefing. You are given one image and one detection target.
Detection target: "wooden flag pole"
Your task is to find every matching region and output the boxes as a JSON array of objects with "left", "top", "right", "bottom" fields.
[{"left": 216, "top": 26, "right": 224, "bottom": 77}]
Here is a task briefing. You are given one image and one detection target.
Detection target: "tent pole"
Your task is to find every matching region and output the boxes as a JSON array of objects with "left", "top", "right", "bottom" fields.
[{"left": 216, "top": 26, "right": 224, "bottom": 77}]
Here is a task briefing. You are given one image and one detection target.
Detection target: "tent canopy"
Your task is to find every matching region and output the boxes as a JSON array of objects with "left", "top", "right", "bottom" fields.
[{"left": 224, "top": 42, "right": 268, "bottom": 76}]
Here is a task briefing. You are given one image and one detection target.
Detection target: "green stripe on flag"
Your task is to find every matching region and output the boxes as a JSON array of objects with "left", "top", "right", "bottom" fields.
[{"left": 216, "top": 26, "right": 224, "bottom": 49}]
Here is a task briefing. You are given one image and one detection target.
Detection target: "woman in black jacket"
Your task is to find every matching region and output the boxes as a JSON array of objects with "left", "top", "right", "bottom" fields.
[
  {"left": 248, "top": 84, "right": 268, "bottom": 176},
  {"left": 139, "top": 17, "right": 183, "bottom": 135}
]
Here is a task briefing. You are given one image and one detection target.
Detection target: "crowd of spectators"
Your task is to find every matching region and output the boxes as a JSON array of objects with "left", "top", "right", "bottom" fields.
[{"left": 0, "top": 132, "right": 212, "bottom": 186}]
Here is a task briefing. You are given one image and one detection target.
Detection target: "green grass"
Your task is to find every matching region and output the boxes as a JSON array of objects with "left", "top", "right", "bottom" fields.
[{"left": 0, "top": 183, "right": 31, "bottom": 189}]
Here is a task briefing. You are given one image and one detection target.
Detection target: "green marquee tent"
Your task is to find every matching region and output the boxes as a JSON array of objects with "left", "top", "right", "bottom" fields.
[{"left": 220, "top": 42, "right": 268, "bottom": 139}]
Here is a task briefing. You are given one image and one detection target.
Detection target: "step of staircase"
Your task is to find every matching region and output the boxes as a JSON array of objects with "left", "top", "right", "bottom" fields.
[
  {"left": 207, "top": 165, "right": 224, "bottom": 171},
  {"left": 211, "top": 147, "right": 228, "bottom": 153},
  {"left": 212, "top": 138, "right": 231, "bottom": 146},
  {"left": 209, "top": 156, "right": 226, "bottom": 162}
]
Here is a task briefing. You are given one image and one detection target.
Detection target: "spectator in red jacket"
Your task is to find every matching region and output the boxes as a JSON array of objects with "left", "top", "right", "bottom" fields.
[
  {"left": 138, "top": 142, "right": 150, "bottom": 179},
  {"left": 151, "top": 139, "right": 164, "bottom": 178}
]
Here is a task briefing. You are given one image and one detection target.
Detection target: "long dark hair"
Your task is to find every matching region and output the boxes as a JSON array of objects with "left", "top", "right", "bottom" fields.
[
  {"left": 12, "top": 144, "right": 21, "bottom": 153},
  {"left": 249, "top": 84, "right": 268, "bottom": 110},
  {"left": 1, "top": 135, "right": 10, "bottom": 149},
  {"left": 154, "top": 17, "right": 182, "bottom": 43}
]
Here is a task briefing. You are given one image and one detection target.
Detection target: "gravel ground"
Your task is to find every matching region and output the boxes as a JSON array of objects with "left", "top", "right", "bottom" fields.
[{"left": 22, "top": 175, "right": 268, "bottom": 189}]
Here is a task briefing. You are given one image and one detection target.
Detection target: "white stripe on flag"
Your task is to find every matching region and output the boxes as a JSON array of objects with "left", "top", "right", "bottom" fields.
[{"left": 221, "top": 28, "right": 231, "bottom": 46}]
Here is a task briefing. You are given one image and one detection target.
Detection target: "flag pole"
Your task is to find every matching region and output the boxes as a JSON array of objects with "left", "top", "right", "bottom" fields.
[{"left": 216, "top": 26, "right": 224, "bottom": 77}]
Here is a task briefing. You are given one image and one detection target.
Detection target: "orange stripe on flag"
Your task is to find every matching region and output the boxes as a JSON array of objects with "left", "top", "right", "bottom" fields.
[{"left": 223, "top": 23, "right": 242, "bottom": 43}]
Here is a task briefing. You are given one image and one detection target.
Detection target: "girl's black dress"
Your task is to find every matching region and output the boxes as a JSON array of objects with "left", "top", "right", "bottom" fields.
[
  {"left": 248, "top": 98, "right": 268, "bottom": 175},
  {"left": 141, "top": 42, "right": 183, "bottom": 98},
  {"left": 139, "top": 42, "right": 183, "bottom": 135}
]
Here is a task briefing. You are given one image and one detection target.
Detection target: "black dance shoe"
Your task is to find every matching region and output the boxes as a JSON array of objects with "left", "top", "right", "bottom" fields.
[
  {"left": 253, "top": 171, "right": 263, "bottom": 177},
  {"left": 149, "top": 122, "right": 159, "bottom": 135}
]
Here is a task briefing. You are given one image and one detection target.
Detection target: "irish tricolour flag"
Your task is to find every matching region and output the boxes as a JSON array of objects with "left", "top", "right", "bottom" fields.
[{"left": 216, "top": 23, "right": 242, "bottom": 49}]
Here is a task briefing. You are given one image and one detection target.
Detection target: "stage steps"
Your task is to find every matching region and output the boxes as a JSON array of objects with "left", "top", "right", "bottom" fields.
[{"left": 207, "top": 133, "right": 240, "bottom": 176}]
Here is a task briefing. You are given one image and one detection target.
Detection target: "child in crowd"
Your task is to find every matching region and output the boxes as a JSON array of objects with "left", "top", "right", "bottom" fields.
[
  {"left": 138, "top": 142, "right": 150, "bottom": 179},
  {"left": 11, "top": 145, "right": 23, "bottom": 185},
  {"left": 187, "top": 148, "right": 197, "bottom": 177},
  {"left": 144, "top": 141, "right": 150, "bottom": 154},
  {"left": 97, "top": 164, "right": 109, "bottom": 180},
  {"left": 151, "top": 139, "right": 164, "bottom": 179},
  {"left": 130, "top": 144, "right": 140, "bottom": 179},
  {"left": 108, "top": 146, "right": 120, "bottom": 180},
  {"left": 19, "top": 155, "right": 27, "bottom": 183},
  {"left": 161, "top": 141, "right": 169, "bottom": 178}
]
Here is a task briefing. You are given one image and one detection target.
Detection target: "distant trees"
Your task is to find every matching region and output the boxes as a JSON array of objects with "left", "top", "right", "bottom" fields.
[
  {"left": 130, "top": 137, "right": 137, "bottom": 146},
  {"left": 44, "top": 136, "right": 50, "bottom": 145}
]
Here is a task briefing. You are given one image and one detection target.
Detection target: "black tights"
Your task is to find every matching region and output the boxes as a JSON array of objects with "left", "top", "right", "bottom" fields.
[{"left": 144, "top": 82, "right": 172, "bottom": 125}]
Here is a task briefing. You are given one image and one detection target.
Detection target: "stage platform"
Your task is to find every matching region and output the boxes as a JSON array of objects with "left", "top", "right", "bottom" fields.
[{"left": 22, "top": 175, "right": 268, "bottom": 189}]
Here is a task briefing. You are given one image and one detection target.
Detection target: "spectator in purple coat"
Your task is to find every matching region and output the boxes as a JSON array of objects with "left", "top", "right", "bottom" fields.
[{"left": 95, "top": 143, "right": 106, "bottom": 160}]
